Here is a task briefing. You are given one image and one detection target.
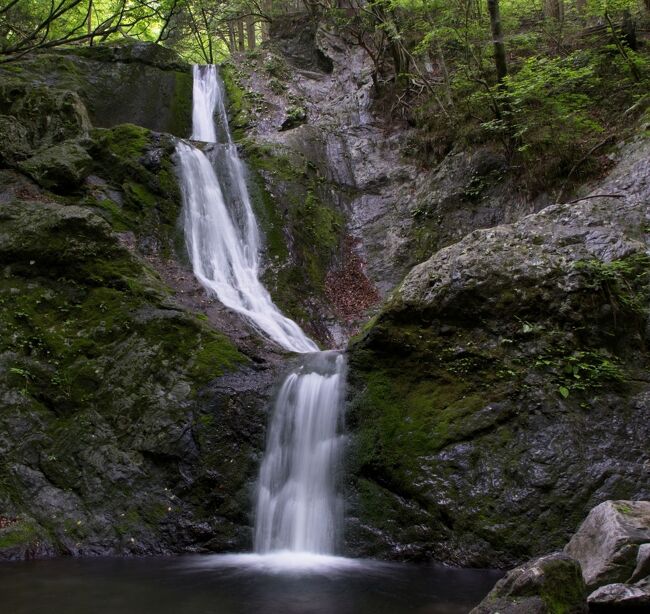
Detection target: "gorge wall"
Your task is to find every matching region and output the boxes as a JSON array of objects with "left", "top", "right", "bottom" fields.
[{"left": 0, "top": 14, "right": 648, "bottom": 568}]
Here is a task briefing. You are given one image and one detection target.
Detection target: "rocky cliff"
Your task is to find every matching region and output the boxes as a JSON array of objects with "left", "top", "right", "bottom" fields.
[
  {"left": 346, "top": 136, "right": 650, "bottom": 566},
  {"left": 221, "top": 15, "right": 556, "bottom": 346},
  {"left": 1, "top": 16, "right": 648, "bottom": 568}
]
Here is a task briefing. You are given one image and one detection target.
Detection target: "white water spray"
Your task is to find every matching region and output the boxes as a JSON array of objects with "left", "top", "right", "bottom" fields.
[
  {"left": 177, "top": 65, "right": 317, "bottom": 353},
  {"left": 255, "top": 352, "right": 346, "bottom": 554}
]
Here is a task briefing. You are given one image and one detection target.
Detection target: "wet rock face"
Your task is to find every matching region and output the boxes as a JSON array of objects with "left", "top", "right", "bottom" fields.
[
  {"left": 0, "top": 160, "right": 280, "bottom": 558},
  {"left": 345, "top": 138, "right": 650, "bottom": 566},
  {"left": 470, "top": 552, "right": 587, "bottom": 614}
]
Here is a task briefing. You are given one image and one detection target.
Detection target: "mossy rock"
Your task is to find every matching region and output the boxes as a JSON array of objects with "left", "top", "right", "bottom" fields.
[
  {"left": 0, "top": 43, "right": 192, "bottom": 138},
  {"left": 19, "top": 140, "right": 93, "bottom": 192},
  {"left": 0, "top": 79, "right": 91, "bottom": 148},
  {"left": 0, "top": 115, "right": 30, "bottom": 165},
  {"left": 346, "top": 141, "right": 650, "bottom": 565},
  {"left": 471, "top": 553, "right": 587, "bottom": 614}
]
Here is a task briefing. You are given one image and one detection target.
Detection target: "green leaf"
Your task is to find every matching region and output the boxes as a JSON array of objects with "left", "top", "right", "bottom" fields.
[{"left": 558, "top": 386, "right": 570, "bottom": 399}]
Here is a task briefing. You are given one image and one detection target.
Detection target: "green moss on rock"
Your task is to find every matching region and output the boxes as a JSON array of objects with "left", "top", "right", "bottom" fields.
[{"left": 19, "top": 140, "right": 93, "bottom": 192}]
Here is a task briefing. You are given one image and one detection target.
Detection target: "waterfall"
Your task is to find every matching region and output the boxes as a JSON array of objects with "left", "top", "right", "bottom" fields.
[
  {"left": 178, "top": 65, "right": 347, "bottom": 563},
  {"left": 254, "top": 352, "right": 346, "bottom": 554},
  {"left": 177, "top": 65, "right": 318, "bottom": 354}
]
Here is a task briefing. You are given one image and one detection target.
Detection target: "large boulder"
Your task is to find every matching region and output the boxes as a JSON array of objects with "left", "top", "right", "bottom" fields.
[
  {"left": 346, "top": 136, "right": 650, "bottom": 565},
  {"left": 0, "top": 43, "right": 191, "bottom": 141},
  {"left": 565, "top": 500, "right": 650, "bottom": 589},
  {"left": 470, "top": 552, "right": 587, "bottom": 613}
]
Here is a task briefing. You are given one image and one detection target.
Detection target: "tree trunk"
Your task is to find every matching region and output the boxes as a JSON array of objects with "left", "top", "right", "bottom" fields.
[
  {"left": 228, "top": 22, "right": 237, "bottom": 53},
  {"left": 236, "top": 19, "right": 245, "bottom": 52},
  {"left": 544, "top": 0, "right": 564, "bottom": 21},
  {"left": 246, "top": 18, "right": 256, "bottom": 49},
  {"left": 87, "top": 0, "right": 92, "bottom": 45},
  {"left": 487, "top": 0, "right": 507, "bottom": 84},
  {"left": 260, "top": 0, "right": 271, "bottom": 40}
]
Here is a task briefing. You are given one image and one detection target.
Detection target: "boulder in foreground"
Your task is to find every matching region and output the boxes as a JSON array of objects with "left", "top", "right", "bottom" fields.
[
  {"left": 470, "top": 552, "right": 587, "bottom": 614},
  {"left": 564, "top": 500, "right": 650, "bottom": 590}
]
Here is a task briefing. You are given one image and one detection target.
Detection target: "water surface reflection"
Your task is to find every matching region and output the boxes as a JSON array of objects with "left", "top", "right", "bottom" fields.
[{"left": 0, "top": 554, "right": 502, "bottom": 614}]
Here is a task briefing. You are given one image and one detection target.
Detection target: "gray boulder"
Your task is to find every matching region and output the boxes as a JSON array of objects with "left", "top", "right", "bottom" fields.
[
  {"left": 630, "top": 543, "right": 650, "bottom": 583},
  {"left": 470, "top": 552, "right": 587, "bottom": 613},
  {"left": 587, "top": 582, "right": 650, "bottom": 612},
  {"left": 565, "top": 500, "right": 650, "bottom": 590}
]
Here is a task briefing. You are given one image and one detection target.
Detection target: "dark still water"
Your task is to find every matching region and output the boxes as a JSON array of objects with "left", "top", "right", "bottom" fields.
[{"left": 0, "top": 553, "right": 501, "bottom": 614}]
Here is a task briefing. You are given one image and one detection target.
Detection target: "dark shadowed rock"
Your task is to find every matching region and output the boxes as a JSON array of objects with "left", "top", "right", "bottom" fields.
[
  {"left": 0, "top": 116, "right": 30, "bottom": 165},
  {"left": 0, "top": 43, "right": 192, "bottom": 138},
  {"left": 0, "top": 73, "right": 281, "bottom": 558},
  {"left": 346, "top": 136, "right": 650, "bottom": 565}
]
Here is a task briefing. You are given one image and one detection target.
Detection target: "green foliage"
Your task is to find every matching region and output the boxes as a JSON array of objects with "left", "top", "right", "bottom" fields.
[
  {"left": 575, "top": 254, "right": 650, "bottom": 317},
  {"left": 490, "top": 52, "right": 603, "bottom": 157},
  {"left": 346, "top": 0, "right": 650, "bottom": 189},
  {"left": 535, "top": 350, "right": 625, "bottom": 398}
]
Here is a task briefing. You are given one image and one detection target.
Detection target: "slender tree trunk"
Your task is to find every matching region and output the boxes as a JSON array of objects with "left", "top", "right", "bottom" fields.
[
  {"left": 262, "top": 0, "right": 272, "bottom": 40},
  {"left": 246, "top": 18, "right": 256, "bottom": 49},
  {"left": 87, "top": 0, "right": 92, "bottom": 45},
  {"left": 487, "top": 0, "right": 507, "bottom": 84},
  {"left": 228, "top": 22, "right": 237, "bottom": 53},
  {"left": 236, "top": 19, "right": 245, "bottom": 52}
]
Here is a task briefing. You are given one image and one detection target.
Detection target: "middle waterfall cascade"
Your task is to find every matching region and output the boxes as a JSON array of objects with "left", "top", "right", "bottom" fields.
[
  {"left": 254, "top": 352, "right": 346, "bottom": 554},
  {"left": 176, "top": 65, "right": 317, "bottom": 354},
  {"left": 177, "top": 64, "right": 348, "bottom": 561}
]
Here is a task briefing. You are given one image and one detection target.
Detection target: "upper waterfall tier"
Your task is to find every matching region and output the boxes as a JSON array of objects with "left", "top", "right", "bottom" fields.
[{"left": 177, "top": 65, "right": 318, "bottom": 353}]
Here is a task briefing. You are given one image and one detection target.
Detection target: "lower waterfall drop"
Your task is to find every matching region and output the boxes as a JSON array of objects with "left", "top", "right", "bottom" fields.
[{"left": 254, "top": 351, "right": 347, "bottom": 555}]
